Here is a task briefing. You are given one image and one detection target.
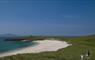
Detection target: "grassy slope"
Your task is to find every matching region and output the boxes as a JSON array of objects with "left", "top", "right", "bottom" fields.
[{"left": 0, "top": 35, "right": 95, "bottom": 60}]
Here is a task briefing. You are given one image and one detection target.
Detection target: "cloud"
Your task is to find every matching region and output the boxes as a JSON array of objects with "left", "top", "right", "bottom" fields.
[{"left": 63, "top": 15, "right": 80, "bottom": 18}]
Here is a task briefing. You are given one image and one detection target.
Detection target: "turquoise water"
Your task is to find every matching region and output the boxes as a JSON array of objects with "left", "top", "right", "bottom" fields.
[{"left": 0, "top": 38, "right": 35, "bottom": 53}]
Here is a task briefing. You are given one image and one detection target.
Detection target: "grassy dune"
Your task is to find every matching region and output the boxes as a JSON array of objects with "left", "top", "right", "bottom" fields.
[{"left": 0, "top": 35, "right": 95, "bottom": 60}]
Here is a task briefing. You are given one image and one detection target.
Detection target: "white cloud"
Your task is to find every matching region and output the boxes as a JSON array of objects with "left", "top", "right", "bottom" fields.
[{"left": 63, "top": 15, "right": 80, "bottom": 18}]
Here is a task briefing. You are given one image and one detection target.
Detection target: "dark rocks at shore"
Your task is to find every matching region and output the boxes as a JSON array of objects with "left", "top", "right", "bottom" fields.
[{"left": 4, "top": 38, "right": 32, "bottom": 42}]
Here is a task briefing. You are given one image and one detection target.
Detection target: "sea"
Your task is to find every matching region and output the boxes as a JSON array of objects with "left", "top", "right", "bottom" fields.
[{"left": 0, "top": 38, "right": 36, "bottom": 53}]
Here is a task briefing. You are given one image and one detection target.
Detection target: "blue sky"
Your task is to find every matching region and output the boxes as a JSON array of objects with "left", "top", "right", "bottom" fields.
[{"left": 0, "top": 0, "right": 95, "bottom": 36}]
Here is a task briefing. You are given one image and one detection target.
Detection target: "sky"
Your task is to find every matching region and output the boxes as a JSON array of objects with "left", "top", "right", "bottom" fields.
[{"left": 0, "top": 0, "right": 95, "bottom": 36}]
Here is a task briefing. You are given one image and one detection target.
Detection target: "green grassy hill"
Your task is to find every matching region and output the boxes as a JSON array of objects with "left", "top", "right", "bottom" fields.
[{"left": 0, "top": 35, "right": 95, "bottom": 60}]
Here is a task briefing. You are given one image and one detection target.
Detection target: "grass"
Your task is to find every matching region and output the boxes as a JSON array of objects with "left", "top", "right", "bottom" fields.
[{"left": 0, "top": 35, "right": 95, "bottom": 60}]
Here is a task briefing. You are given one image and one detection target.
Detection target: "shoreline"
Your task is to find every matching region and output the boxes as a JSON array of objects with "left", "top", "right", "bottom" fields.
[{"left": 0, "top": 40, "right": 71, "bottom": 57}]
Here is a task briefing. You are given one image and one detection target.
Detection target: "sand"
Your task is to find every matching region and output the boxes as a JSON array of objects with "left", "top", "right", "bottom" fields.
[{"left": 0, "top": 39, "right": 71, "bottom": 57}]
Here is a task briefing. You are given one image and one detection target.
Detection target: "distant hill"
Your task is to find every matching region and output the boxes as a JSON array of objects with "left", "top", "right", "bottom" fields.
[
  {"left": 86, "top": 34, "right": 95, "bottom": 37},
  {"left": 0, "top": 34, "right": 20, "bottom": 38}
]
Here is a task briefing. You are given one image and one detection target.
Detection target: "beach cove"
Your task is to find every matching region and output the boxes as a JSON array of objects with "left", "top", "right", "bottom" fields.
[{"left": 0, "top": 39, "right": 71, "bottom": 57}]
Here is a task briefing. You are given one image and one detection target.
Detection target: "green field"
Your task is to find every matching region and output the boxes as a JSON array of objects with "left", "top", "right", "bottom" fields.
[{"left": 0, "top": 35, "right": 95, "bottom": 60}]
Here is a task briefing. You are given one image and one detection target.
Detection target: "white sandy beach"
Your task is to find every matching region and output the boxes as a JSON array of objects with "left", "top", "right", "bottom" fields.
[{"left": 0, "top": 39, "right": 71, "bottom": 57}]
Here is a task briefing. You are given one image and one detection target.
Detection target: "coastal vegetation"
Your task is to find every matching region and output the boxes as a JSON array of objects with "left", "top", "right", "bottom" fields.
[{"left": 0, "top": 35, "right": 95, "bottom": 60}]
